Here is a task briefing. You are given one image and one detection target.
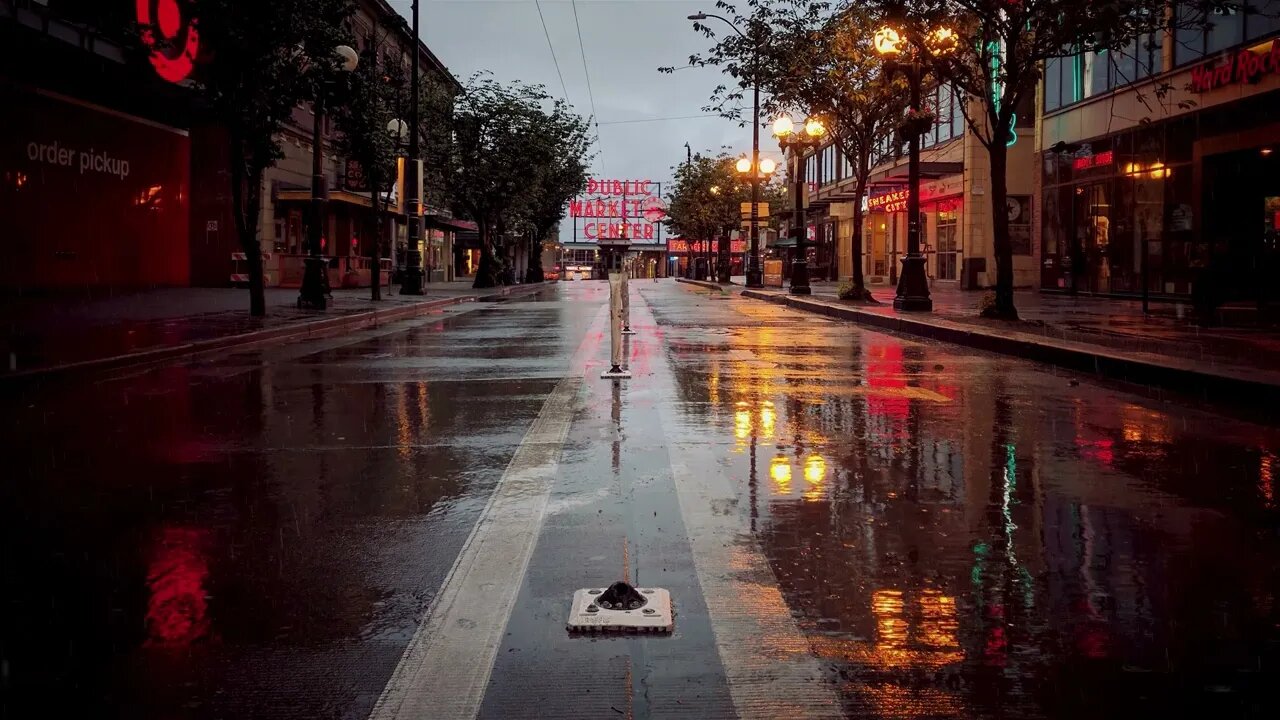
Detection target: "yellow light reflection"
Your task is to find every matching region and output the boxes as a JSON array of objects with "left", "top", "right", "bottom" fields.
[
  {"left": 760, "top": 402, "right": 776, "bottom": 439},
  {"left": 803, "top": 454, "right": 826, "bottom": 500},
  {"left": 1261, "top": 451, "right": 1275, "bottom": 508},
  {"left": 919, "top": 589, "right": 959, "bottom": 650},
  {"left": 770, "top": 455, "right": 792, "bottom": 495},
  {"left": 734, "top": 410, "right": 751, "bottom": 441}
]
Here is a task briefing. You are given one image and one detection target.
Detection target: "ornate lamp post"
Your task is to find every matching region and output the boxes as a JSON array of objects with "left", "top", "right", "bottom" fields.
[
  {"left": 771, "top": 115, "right": 826, "bottom": 296},
  {"left": 873, "top": 25, "right": 955, "bottom": 312},
  {"left": 298, "top": 44, "right": 359, "bottom": 310},
  {"left": 735, "top": 155, "right": 775, "bottom": 282}
]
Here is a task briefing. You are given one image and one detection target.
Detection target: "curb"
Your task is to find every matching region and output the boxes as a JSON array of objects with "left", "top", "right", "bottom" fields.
[
  {"left": 3, "top": 283, "right": 550, "bottom": 384},
  {"left": 740, "top": 289, "right": 1280, "bottom": 406},
  {"left": 675, "top": 278, "right": 735, "bottom": 292}
]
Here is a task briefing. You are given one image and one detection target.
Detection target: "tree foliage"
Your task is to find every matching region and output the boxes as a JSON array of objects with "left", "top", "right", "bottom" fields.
[
  {"left": 428, "top": 74, "right": 592, "bottom": 288},
  {"left": 188, "top": 0, "right": 352, "bottom": 315},
  {"left": 672, "top": 0, "right": 904, "bottom": 300},
  {"left": 332, "top": 23, "right": 402, "bottom": 301},
  {"left": 665, "top": 152, "right": 786, "bottom": 244}
]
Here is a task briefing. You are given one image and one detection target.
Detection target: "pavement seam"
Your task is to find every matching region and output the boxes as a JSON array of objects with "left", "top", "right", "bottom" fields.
[{"left": 366, "top": 302, "right": 605, "bottom": 720}]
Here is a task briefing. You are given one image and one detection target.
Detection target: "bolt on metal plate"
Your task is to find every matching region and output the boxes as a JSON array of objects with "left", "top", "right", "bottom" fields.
[{"left": 567, "top": 583, "right": 673, "bottom": 634}]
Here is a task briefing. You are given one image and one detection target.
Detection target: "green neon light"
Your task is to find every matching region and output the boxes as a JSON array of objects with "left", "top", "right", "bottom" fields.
[{"left": 988, "top": 41, "right": 1017, "bottom": 147}]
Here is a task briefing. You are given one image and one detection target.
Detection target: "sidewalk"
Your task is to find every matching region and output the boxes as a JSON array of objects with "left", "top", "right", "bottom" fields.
[
  {"left": 1, "top": 281, "right": 548, "bottom": 379},
  {"left": 680, "top": 277, "right": 1280, "bottom": 405}
]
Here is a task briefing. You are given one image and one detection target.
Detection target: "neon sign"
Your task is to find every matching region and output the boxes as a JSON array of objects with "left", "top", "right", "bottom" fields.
[
  {"left": 1191, "top": 37, "right": 1280, "bottom": 93},
  {"left": 667, "top": 239, "right": 746, "bottom": 253},
  {"left": 1072, "top": 150, "right": 1113, "bottom": 171},
  {"left": 136, "top": 0, "right": 200, "bottom": 83},
  {"left": 584, "top": 222, "right": 655, "bottom": 240},
  {"left": 868, "top": 189, "right": 909, "bottom": 213},
  {"left": 572, "top": 178, "right": 664, "bottom": 244}
]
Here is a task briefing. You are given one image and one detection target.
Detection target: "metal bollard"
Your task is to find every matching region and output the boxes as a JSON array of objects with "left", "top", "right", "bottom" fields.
[{"left": 601, "top": 270, "right": 630, "bottom": 379}]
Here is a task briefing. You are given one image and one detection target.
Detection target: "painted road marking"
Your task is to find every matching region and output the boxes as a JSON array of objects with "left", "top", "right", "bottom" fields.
[
  {"left": 367, "top": 303, "right": 605, "bottom": 720},
  {"left": 636, "top": 287, "right": 844, "bottom": 719}
]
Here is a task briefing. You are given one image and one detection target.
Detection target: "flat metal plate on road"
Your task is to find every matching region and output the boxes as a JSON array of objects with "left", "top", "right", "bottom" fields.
[{"left": 567, "top": 587, "right": 673, "bottom": 633}]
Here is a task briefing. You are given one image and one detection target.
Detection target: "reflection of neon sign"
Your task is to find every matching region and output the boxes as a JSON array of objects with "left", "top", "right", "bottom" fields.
[{"left": 136, "top": 0, "right": 200, "bottom": 83}]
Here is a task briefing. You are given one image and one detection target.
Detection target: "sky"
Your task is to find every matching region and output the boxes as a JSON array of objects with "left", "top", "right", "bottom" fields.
[{"left": 389, "top": 0, "right": 780, "bottom": 244}]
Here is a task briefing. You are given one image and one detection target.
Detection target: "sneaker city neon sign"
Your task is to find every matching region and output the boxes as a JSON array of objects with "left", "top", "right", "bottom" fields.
[{"left": 136, "top": 0, "right": 200, "bottom": 83}]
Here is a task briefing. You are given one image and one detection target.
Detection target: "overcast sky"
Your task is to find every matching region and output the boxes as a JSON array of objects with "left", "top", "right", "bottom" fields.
[{"left": 390, "top": 0, "right": 776, "bottom": 243}]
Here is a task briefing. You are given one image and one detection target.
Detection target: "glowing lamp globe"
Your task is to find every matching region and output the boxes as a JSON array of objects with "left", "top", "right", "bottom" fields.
[
  {"left": 874, "top": 27, "right": 902, "bottom": 57},
  {"left": 736, "top": 156, "right": 752, "bottom": 173},
  {"left": 772, "top": 116, "right": 795, "bottom": 137},
  {"left": 759, "top": 157, "right": 777, "bottom": 174}
]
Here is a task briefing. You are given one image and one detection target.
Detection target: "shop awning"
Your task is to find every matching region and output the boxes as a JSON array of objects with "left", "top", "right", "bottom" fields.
[
  {"left": 277, "top": 188, "right": 382, "bottom": 208},
  {"left": 869, "top": 161, "right": 963, "bottom": 185},
  {"left": 424, "top": 215, "right": 477, "bottom": 232}
]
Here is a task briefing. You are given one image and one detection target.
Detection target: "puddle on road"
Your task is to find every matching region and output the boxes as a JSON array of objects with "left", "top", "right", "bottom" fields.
[{"left": 647, "top": 286, "right": 1280, "bottom": 719}]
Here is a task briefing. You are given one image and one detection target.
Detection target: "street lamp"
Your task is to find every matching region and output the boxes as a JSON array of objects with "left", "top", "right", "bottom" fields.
[
  {"left": 873, "top": 23, "right": 955, "bottom": 312},
  {"left": 772, "top": 114, "right": 825, "bottom": 295},
  {"left": 688, "top": 10, "right": 766, "bottom": 288},
  {"left": 735, "top": 155, "right": 775, "bottom": 282},
  {"left": 299, "top": 43, "right": 359, "bottom": 310},
  {"left": 400, "top": 0, "right": 426, "bottom": 295}
]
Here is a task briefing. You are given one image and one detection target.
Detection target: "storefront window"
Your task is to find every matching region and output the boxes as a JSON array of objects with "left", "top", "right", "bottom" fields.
[
  {"left": 1085, "top": 50, "right": 1111, "bottom": 97},
  {"left": 936, "top": 209, "right": 958, "bottom": 280},
  {"left": 950, "top": 85, "right": 964, "bottom": 137},
  {"left": 1009, "top": 196, "right": 1033, "bottom": 255}
]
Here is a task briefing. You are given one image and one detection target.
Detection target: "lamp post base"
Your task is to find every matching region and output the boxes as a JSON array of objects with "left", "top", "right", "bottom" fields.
[
  {"left": 399, "top": 268, "right": 425, "bottom": 295},
  {"left": 789, "top": 260, "right": 811, "bottom": 296},
  {"left": 745, "top": 268, "right": 763, "bottom": 288},
  {"left": 892, "top": 255, "right": 933, "bottom": 312},
  {"left": 298, "top": 256, "right": 329, "bottom": 310}
]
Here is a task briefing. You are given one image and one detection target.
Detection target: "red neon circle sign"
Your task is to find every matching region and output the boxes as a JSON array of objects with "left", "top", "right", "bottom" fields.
[{"left": 136, "top": 0, "right": 200, "bottom": 83}]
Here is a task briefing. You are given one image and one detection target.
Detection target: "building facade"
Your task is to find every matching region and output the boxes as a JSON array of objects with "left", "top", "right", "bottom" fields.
[
  {"left": 1038, "top": 4, "right": 1280, "bottom": 305},
  {"left": 804, "top": 83, "right": 1038, "bottom": 290},
  {"left": 1, "top": 0, "right": 459, "bottom": 294}
]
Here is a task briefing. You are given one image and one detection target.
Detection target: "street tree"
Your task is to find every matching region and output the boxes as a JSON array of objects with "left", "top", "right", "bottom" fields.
[
  {"left": 674, "top": 0, "right": 905, "bottom": 301},
  {"left": 188, "top": 0, "right": 351, "bottom": 316},
  {"left": 666, "top": 152, "right": 786, "bottom": 277},
  {"left": 332, "top": 26, "right": 402, "bottom": 301},
  {"left": 516, "top": 126, "right": 591, "bottom": 283},
  {"left": 874, "top": 0, "right": 1218, "bottom": 318},
  {"left": 430, "top": 74, "right": 592, "bottom": 288}
]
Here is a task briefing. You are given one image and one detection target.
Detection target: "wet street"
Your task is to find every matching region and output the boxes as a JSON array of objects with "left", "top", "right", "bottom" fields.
[{"left": 4, "top": 280, "right": 1279, "bottom": 719}]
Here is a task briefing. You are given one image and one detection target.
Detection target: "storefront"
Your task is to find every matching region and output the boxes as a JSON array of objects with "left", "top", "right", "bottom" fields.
[{"left": 1040, "top": 17, "right": 1280, "bottom": 305}]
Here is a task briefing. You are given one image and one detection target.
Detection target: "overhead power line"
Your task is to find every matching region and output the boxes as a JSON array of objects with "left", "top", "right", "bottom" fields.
[
  {"left": 571, "top": 0, "right": 603, "bottom": 176},
  {"left": 535, "top": 1, "right": 572, "bottom": 107},
  {"left": 598, "top": 114, "right": 722, "bottom": 126}
]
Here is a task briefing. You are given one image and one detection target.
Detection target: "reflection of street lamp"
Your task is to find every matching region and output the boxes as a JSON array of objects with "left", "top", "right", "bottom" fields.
[
  {"left": 688, "top": 10, "right": 767, "bottom": 287},
  {"left": 772, "top": 114, "right": 826, "bottom": 295},
  {"left": 299, "top": 44, "right": 359, "bottom": 310},
  {"left": 873, "top": 23, "right": 954, "bottom": 312}
]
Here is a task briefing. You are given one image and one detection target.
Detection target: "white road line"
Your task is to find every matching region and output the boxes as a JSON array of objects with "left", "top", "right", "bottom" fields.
[
  {"left": 638, "top": 287, "right": 844, "bottom": 719},
  {"left": 367, "top": 304, "right": 604, "bottom": 720}
]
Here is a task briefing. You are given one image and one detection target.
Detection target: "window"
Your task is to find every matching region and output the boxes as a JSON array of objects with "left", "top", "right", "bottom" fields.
[
  {"left": 1085, "top": 50, "right": 1111, "bottom": 97},
  {"left": 1248, "top": 0, "right": 1280, "bottom": 40},
  {"left": 950, "top": 86, "right": 964, "bottom": 137},
  {"left": 1208, "top": 5, "right": 1246, "bottom": 54},
  {"left": 938, "top": 85, "right": 953, "bottom": 141},
  {"left": 1046, "top": 58, "right": 1063, "bottom": 111}
]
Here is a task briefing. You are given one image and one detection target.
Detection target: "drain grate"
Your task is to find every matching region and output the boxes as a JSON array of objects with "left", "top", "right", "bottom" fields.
[{"left": 567, "top": 581, "right": 673, "bottom": 634}]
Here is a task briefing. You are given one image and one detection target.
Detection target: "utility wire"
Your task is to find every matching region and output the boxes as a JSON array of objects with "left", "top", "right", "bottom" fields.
[
  {"left": 535, "top": 1, "right": 572, "bottom": 108},
  {"left": 571, "top": 0, "right": 603, "bottom": 176},
  {"left": 598, "top": 114, "right": 722, "bottom": 126}
]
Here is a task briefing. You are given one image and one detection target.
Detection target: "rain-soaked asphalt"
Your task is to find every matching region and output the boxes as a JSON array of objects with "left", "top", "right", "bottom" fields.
[{"left": 3, "top": 281, "right": 1279, "bottom": 719}]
